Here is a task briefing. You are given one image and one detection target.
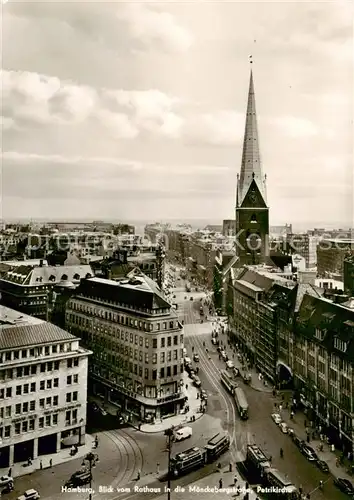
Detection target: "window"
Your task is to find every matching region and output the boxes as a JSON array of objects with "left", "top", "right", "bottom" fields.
[
  {"left": 47, "top": 362, "right": 53, "bottom": 371},
  {"left": 46, "top": 416, "right": 51, "bottom": 427},
  {"left": 17, "top": 367, "right": 23, "bottom": 378},
  {"left": 53, "top": 395, "right": 58, "bottom": 406},
  {"left": 73, "top": 358, "right": 79, "bottom": 367},
  {"left": 46, "top": 397, "right": 51, "bottom": 406},
  {"left": 173, "top": 365, "right": 178, "bottom": 375},
  {"left": 40, "top": 381, "right": 45, "bottom": 390},
  {"left": 67, "top": 359, "right": 73, "bottom": 369},
  {"left": 67, "top": 375, "right": 72, "bottom": 385},
  {"left": 39, "top": 398, "right": 45, "bottom": 409},
  {"left": 6, "top": 387, "right": 12, "bottom": 398},
  {"left": 167, "top": 366, "right": 171, "bottom": 377},
  {"left": 45, "top": 346, "right": 50, "bottom": 356},
  {"left": 30, "top": 401, "right": 35, "bottom": 411},
  {"left": 161, "top": 338, "right": 165, "bottom": 348},
  {"left": 4, "top": 426, "right": 11, "bottom": 438},
  {"left": 22, "top": 421, "right": 28, "bottom": 433},
  {"left": 23, "top": 402, "right": 29, "bottom": 413},
  {"left": 73, "top": 374, "right": 78, "bottom": 384},
  {"left": 173, "top": 335, "right": 178, "bottom": 345},
  {"left": 167, "top": 337, "right": 171, "bottom": 347},
  {"left": 53, "top": 414, "right": 58, "bottom": 425},
  {"left": 334, "top": 337, "right": 347, "bottom": 353},
  {"left": 15, "top": 404, "right": 21, "bottom": 415},
  {"left": 30, "top": 382, "right": 36, "bottom": 392},
  {"left": 47, "top": 380, "right": 52, "bottom": 389},
  {"left": 73, "top": 391, "right": 78, "bottom": 401},
  {"left": 152, "top": 339, "right": 157, "bottom": 348},
  {"left": 54, "top": 378, "right": 59, "bottom": 388},
  {"left": 160, "top": 352, "right": 165, "bottom": 363},
  {"left": 170, "top": 322, "right": 174, "bottom": 329},
  {"left": 160, "top": 368, "right": 165, "bottom": 378},
  {"left": 23, "top": 383, "right": 29, "bottom": 394},
  {"left": 144, "top": 368, "right": 149, "bottom": 379},
  {"left": 31, "top": 365, "right": 37, "bottom": 375},
  {"left": 15, "top": 423, "right": 21, "bottom": 435},
  {"left": 145, "top": 353, "right": 149, "bottom": 363},
  {"left": 40, "top": 363, "right": 46, "bottom": 373},
  {"left": 54, "top": 361, "right": 60, "bottom": 370},
  {"left": 152, "top": 370, "right": 157, "bottom": 380},
  {"left": 16, "top": 385, "right": 22, "bottom": 396},
  {"left": 167, "top": 351, "right": 171, "bottom": 362},
  {"left": 52, "top": 345, "right": 58, "bottom": 354},
  {"left": 66, "top": 393, "right": 72, "bottom": 403},
  {"left": 5, "top": 406, "right": 11, "bottom": 417},
  {"left": 29, "top": 420, "right": 35, "bottom": 431},
  {"left": 39, "top": 417, "right": 44, "bottom": 428}
]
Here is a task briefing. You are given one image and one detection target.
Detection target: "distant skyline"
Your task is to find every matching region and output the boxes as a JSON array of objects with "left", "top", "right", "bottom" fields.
[{"left": 2, "top": 1, "right": 353, "bottom": 226}]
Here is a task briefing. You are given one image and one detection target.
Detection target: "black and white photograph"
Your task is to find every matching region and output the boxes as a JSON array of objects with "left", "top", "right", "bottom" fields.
[{"left": 0, "top": 1, "right": 353, "bottom": 500}]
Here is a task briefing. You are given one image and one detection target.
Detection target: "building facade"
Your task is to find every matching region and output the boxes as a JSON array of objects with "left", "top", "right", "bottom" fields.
[
  {"left": 0, "top": 306, "right": 90, "bottom": 468},
  {"left": 0, "top": 263, "right": 93, "bottom": 320},
  {"left": 285, "top": 234, "right": 320, "bottom": 269},
  {"left": 344, "top": 255, "right": 354, "bottom": 297},
  {"left": 317, "top": 239, "right": 354, "bottom": 280},
  {"left": 293, "top": 295, "right": 354, "bottom": 453},
  {"left": 65, "top": 273, "right": 185, "bottom": 422},
  {"left": 235, "top": 70, "right": 269, "bottom": 267}
]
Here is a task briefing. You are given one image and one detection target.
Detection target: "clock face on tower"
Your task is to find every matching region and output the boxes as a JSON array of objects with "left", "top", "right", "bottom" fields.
[{"left": 249, "top": 189, "right": 257, "bottom": 204}]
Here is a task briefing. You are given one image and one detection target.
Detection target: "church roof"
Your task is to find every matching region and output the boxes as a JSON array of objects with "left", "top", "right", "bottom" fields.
[{"left": 237, "top": 69, "right": 267, "bottom": 206}]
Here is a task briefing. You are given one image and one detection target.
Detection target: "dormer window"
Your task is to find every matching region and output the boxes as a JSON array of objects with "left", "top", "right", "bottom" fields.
[
  {"left": 61, "top": 274, "right": 68, "bottom": 281},
  {"left": 49, "top": 275, "right": 56, "bottom": 282},
  {"left": 73, "top": 273, "right": 80, "bottom": 280},
  {"left": 334, "top": 337, "right": 347, "bottom": 353}
]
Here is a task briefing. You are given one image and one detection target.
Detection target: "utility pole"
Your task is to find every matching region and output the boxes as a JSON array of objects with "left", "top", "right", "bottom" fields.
[{"left": 164, "top": 427, "right": 174, "bottom": 500}]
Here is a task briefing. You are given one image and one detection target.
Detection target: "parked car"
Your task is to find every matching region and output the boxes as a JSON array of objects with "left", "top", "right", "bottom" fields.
[
  {"left": 292, "top": 435, "right": 305, "bottom": 449},
  {"left": 221, "top": 351, "right": 228, "bottom": 361},
  {"left": 65, "top": 470, "right": 92, "bottom": 487},
  {"left": 211, "top": 338, "right": 218, "bottom": 345},
  {"left": 1, "top": 483, "right": 14, "bottom": 495},
  {"left": 279, "top": 422, "right": 288, "bottom": 434},
  {"left": 0, "top": 477, "right": 13, "bottom": 488},
  {"left": 271, "top": 413, "right": 282, "bottom": 425},
  {"left": 192, "top": 376, "right": 202, "bottom": 387},
  {"left": 193, "top": 354, "right": 200, "bottom": 362},
  {"left": 316, "top": 460, "right": 329, "bottom": 473},
  {"left": 217, "top": 346, "right": 222, "bottom": 353},
  {"left": 174, "top": 426, "right": 192, "bottom": 442},
  {"left": 200, "top": 390, "right": 208, "bottom": 401},
  {"left": 17, "top": 489, "right": 40, "bottom": 500},
  {"left": 226, "top": 360, "right": 234, "bottom": 369},
  {"left": 334, "top": 478, "right": 354, "bottom": 495},
  {"left": 301, "top": 445, "right": 318, "bottom": 461}
]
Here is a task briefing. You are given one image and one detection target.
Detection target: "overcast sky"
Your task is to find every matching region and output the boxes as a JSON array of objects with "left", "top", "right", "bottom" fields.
[{"left": 2, "top": 0, "right": 353, "bottom": 227}]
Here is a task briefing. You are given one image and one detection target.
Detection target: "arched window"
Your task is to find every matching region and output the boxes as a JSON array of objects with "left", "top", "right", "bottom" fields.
[
  {"left": 49, "top": 275, "right": 56, "bottom": 282},
  {"left": 73, "top": 273, "right": 80, "bottom": 280},
  {"left": 61, "top": 274, "right": 68, "bottom": 281}
]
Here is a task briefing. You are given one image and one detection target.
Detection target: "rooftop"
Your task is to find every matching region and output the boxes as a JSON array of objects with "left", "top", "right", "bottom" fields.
[
  {"left": 0, "top": 305, "right": 77, "bottom": 350},
  {"left": 1, "top": 264, "right": 93, "bottom": 286}
]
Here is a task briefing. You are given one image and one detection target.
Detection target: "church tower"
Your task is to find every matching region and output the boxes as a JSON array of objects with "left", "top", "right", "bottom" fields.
[{"left": 235, "top": 66, "right": 269, "bottom": 265}]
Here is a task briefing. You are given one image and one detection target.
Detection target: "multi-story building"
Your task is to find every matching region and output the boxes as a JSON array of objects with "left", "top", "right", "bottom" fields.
[
  {"left": 293, "top": 294, "right": 354, "bottom": 453},
  {"left": 317, "top": 239, "right": 354, "bottom": 280},
  {"left": 0, "top": 306, "right": 91, "bottom": 468},
  {"left": 65, "top": 273, "right": 185, "bottom": 422},
  {"left": 0, "top": 262, "right": 93, "bottom": 319},
  {"left": 222, "top": 220, "right": 236, "bottom": 237},
  {"left": 286, "top": 234, "right": 320, "bottom": 268},
  {"left": 344, "top": 255, "right": 354, "bottom": 297}
]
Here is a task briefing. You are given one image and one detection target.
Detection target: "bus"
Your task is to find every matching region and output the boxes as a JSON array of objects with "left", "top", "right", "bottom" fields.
[
  {"left": 205, "top": 433, "right": 230, "bottom": 463},
  {"left": 220, "top": 370, "right": 238, "bottom": 395},
  {"left": 234, "top": 387, "right": 249, "bottom": 420},
  {"left": 263, "top": 468, "right": 299, "bottom": 500},
  {"left": 170, "top": 447, "right": 207, "bottom": 477}
]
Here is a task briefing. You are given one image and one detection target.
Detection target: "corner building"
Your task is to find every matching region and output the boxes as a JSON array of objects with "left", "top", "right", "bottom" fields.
[
  {"left": 65, "top": 274, "right": 185, "bottom": 422},
  {"left": 0, "top": 306, "right": 91, "bottom": 468}
]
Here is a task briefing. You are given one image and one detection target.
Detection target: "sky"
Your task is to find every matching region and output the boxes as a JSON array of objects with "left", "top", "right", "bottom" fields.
[{"left": 1, "top": 0, "right": 353, "bottom": 228}]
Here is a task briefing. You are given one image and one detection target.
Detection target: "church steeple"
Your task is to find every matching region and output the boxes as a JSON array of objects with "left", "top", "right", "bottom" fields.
[{"left": 237, "top": 67, "right": 267, "bottom": 207}]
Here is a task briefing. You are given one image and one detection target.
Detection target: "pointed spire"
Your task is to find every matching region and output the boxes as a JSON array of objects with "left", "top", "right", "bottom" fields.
[{"left": 238, "top": 66, "right": 267, "bottom": 205}]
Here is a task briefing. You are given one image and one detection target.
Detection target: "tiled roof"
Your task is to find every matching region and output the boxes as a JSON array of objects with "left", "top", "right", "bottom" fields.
[
  {"left": 3, "top": 264, "right": 93, "bottom": 286},
  {"left": 296, "top": 294, "right": 354, "bottom": 360},
  {"left": 0, "top": 322, "right": 77, "bottom": 350}
]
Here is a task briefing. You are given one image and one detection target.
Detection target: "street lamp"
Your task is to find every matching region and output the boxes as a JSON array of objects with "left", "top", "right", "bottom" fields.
[
  {"left": 164, "top": 427, "right": 174, "bottom": 500},
  {"left": 82, "top": 452, "right": 98, "bottom": 500}
]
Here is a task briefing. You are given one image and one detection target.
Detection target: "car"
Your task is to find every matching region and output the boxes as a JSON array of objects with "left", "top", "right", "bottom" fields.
[
  {"left": 17, "top": 489, "right": 40, "bottom": 500},
  {"left": 65, "top": 470, "right": 92, "bottom": 487},
  {"left": 174, "top": 426, "right": 193, "bottom": 441},
  {"left": 200, "top": 390, "right": 208, "bottom": 401},
  {"left": 301, "top": 445, "right": 317, "bottom": 461},
  {"left": 211, "top": 338, "right": 217, "bottom": 345},
  {"left": 334, "top": 478, "right": 354, "bottom": 495},
  {"left": 217, "top": 346, "right": 222, "bottom": 352},
  {"left": 0, "top": 477, "right": 14, "bottom": 488},
  {"left": 98, "top": 406, "right": 107, "bottom": 416},
  {"left": 193, "top": 354, "right": 200, "bottom": 362},
  {"left": 292, "top": 436, "right": 305, "bottom": 449},
  {"left": 271, "top": 413, "right": 282, "bottom": 425},
  {"left": 226, "top": 360, "right": 234, "bottom": 369},
  {"left": 221, "top": 351, "right": 228, "bottom": 361},
  {"left": 193, "top": 376, "right": 201, "bottom": 387},
  {"left": 188, "top": 369, "right": 196, "bottom": 378},
  {"left": 316, "top": 460, "right": 329, "bottom": 473},
  {"left": 279, "top": 422, "right": 288, "bottom": 434}
]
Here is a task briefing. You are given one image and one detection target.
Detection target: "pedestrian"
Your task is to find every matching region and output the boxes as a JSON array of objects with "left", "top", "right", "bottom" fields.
[
  {"left": 304, "top": 420, "right": 307, "bottom": 428},
  {"left": 137, "top": 469, "right": 141, "bottom": 480},
  {"left": 186, "top": 384, "right": 188, "bottom": 390},
  {"left": 306, "top": 435, "right": 310, "bottom": 443},
  {"left": 40, "top": 460, "right": 43, "bottom": 469},
  {"left": 279, "top": 404, "right": 283, "bottom": 412},
  {"left": 234, "top": 475, "right": 237, "bottom": 485},
  {"left": 197, "top": 392, "right": 199, "bottom": 399},
  {"left": 156, "top": 462, "right": 160, "bottom": 475},
  {"left": 218, "top": 478, "right": 223, "bottom": 489},
  {"left": 49, "top": 459, "right": 52, "bottom": 468},
  {"left": 229, "top": 462, "right": 233, "bottom": 472},
  {"left": 8, "top": 468, "right": 12, "bottom": 477}
]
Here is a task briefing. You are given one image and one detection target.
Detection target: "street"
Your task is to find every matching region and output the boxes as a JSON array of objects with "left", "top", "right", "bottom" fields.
[{"left": 5, "top": 268, "right": 349, "bottom": 500}]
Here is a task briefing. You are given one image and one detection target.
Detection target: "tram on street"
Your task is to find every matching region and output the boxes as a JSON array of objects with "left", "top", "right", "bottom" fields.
[
  {"left": 234, "top": 387, "right": 249, "bottom": 420},
  {"left": 220, "top": 369, "right": 238, "bottom": 395}
]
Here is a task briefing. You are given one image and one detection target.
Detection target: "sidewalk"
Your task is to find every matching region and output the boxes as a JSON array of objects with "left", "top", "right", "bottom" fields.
[
  {"left": 0, "top": 434, "right": 94, "bottom": 479},
  {"left": 139, "top": 372, "right": 204, "bottom": 433},
  {"left": 276, "top": 394, "right": 354, "bottom": 483}
]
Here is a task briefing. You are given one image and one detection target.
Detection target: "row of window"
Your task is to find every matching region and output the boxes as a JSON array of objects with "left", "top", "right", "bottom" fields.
[
  {"left": 69, "top": 300, "right": 170, "bottom": 321},
  {"left": 94, "top": 347, "right": 180, "bottom": 365},
  {"left": 92, "top": 362, "right": 184, "bottom": 381},
  {"left": 0, "top": 343, "right": 74, "bottom": 363}
]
